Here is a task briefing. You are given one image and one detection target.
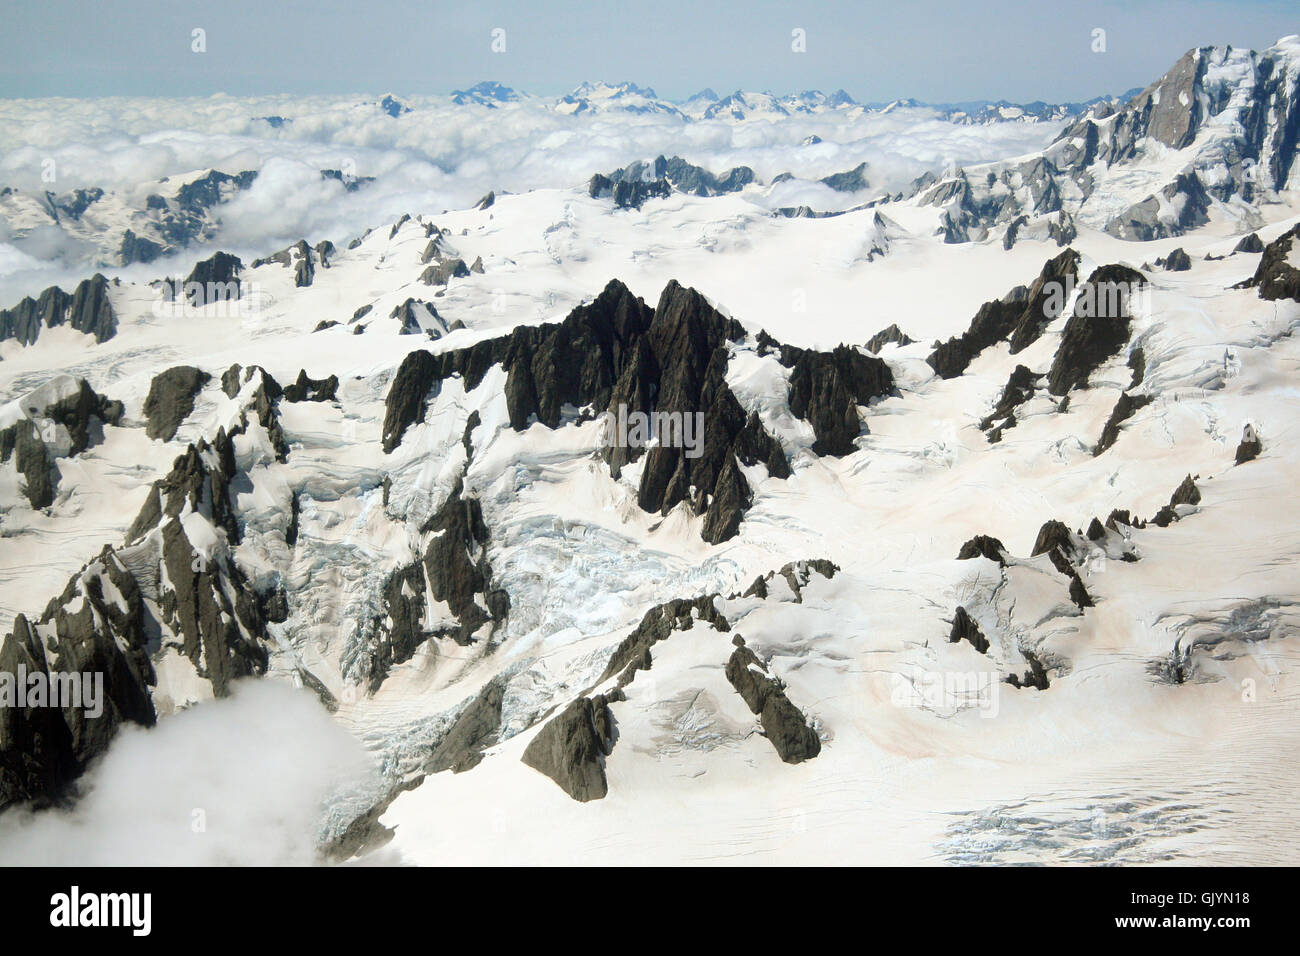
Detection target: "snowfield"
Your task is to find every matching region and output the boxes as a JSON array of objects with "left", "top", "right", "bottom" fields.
[{"left": 1, "top": 40, "right": 1299, "bottom": 866}]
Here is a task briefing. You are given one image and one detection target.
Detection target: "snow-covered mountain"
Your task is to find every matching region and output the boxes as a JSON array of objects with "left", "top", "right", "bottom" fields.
[
  {"left": 916, "top": 36, "right": 1300, "bottom": 245},
  {"left": 1, "top": 38, "right": 1299, "bottom": 867}
]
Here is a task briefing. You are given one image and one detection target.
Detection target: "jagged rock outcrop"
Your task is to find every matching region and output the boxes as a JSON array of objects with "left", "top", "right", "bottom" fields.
[
  {"left": 957, "top": 534, "right": 1009, "bottom": 566},
  {"left": 389, "top": 298, "right": 447, "bottom": 337},
  {"left": 143, "top": 365, "right": 211, "bottom": 441},
  {"left": 1006, "top": 650, "right": 1051, "bottom": 690},
  {"left": 1151, "top": 474, "right": 1202, "bottom": 527},
  {"left": 755, "top": 335, "right": 894, "bottom": 456},
  {"left": 0, "top": 551, "right": 157, "bottom": 810},
  {"left": 1234, "top": 424, "right": 1263, "bottom": 464},
  {"left": 156, "top": 518, "right": 269, "bottom": 695},
  {"left": 599, "top": 594, "right": 730, "bottom": 686},
  {"left": 0, "top": 274, "right": 117, "bottom": 347},
  {"left": 1045, "top": 265, "right": 1146, "bottom": 395},
  {"left": 593, "top": 155, "right": 754, "bottom": 202},
  {"left": 282, "top": 369, "right": 339, "bottom": 403},
  {"left": 927, "top": 250, "right": 1079, "bottom": 377},
  {"left": 1238, "top": 224, "right": 1300, "bottom": 301},
  {"left": 980, "top": 364, "right": 1040, "bottom": 441},
  {"left": 1232, "top": 232, "right": 1264, "bottom": 254},
  {"left": 948, "top": 606, "right": 989, "bottom": 653},
  {"left": 382, "top": 279, "right": 822, "bottom": 543},
  {"left": 426, "top": 678, "right": 506, "bottom": 774},
  {"left": 520, "top": 692, "right": 620, "bottom": 801},
  {"left": 176, "top": 251, "right": 243, "bottom": 301},
  {"left": 865, "top": 323, "right": 914, "bottom": 353},
  {"left": 1104, "top": 173, "right": 1211, "bottom": 241},
  {"left": 420, "top": 257, "right": 470, "bottom": 287},
  {"left": 1157, "top": 247, "right": 1192, "bottom": 271},
  {"left": 725, "top": 637, "right": 820, "bottom": 764},
  {"left": 0, "top": 377, "right": 124, "bottom": 509},
  {"left": 359, "top": 561, "right": 428, "bottom": 693},
  {"left": 252, "top": 239, "right": 322, "bottom": 287},
  {"left": 1095, "top": 390, "right": 1153, "bottom": 455},
  {"left": 820, "top": 161, "right": 870, "bottom": 192},
  {"left": 421, "top": 479, "right": 509, "bottom": 645},
  {"left": 587, "top": 173, "right": 673, "bottom": 210},
  {"left": 740, "top": 559, "right": 839, "bottom": 602}
]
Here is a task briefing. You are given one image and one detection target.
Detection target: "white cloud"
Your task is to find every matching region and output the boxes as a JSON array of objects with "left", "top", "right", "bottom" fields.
[{"left": 0, "top": 680, "right": 377, "bottom": 866}]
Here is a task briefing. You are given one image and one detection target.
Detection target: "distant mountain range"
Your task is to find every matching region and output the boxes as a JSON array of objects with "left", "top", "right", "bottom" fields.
[{"left": 387, "top": 80, "right": 1143, "bottom": 125}]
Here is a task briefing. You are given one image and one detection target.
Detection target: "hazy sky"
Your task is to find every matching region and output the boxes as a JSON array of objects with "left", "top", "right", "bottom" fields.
[{"left": 1, "top": 0, "right": 1296, "bottom": 102}]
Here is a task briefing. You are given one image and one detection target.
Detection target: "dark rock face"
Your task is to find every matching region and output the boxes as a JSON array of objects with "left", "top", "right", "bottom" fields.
[
  {"left": 1029, "top": 518, "right": 1097, "bottom": 609},
  {"left": 0, "top": 551, "right": 157, "bottom": 811},
  {"left": 347, "top": 478, "right": 507, "bottom": 692},
  {"left": 820, "top": 161, "right": 870, "bottom": 192},
  {"left": 7, "top": 421, "right": 56, "bottom": 509},
  {"left": 119, "top": 229, "right": 163, "bottom": 265},
  {"left": 1032, "top": 519, "right": 1085, "bottom": 564},
  {"left": 740, "top": 559, "right": 839, "bottom": 602},
  {"left": 587, "top": 173, "right": 673, "bottom": 210},
  {"left": 1151, "top": 474, "right": 1201, "bottom": 527},
  {"left": 158, "top": 518, "right": 269, "bottom": 696},
  {"left": 1095, "top": 391, "right": 1153, "bottom": 455},
  {"left": 381, "top": 279, "right": 823, "bottom": 543},
  {"left": 63, "top": 275, "right": 117, "bottom": 343},
  {"left": 381, "top": 350, "right": 442, "bottom": 453},
  {"left": 520, "top": 693, "right": 619, "bottom": 801},
  {"left": 927, "top": 251, "right": 1079, "bottom": 378},
  {"left": 44, "top": 378, "right": 124, "bottom": 453},
  {"left": 129, "top": 375, "right": 286, "bottom": 545},
  {"left": 421, "top": 479, "right": 508, "bottom": 645},
  {"left": 282, "top": 370, "right": 339, "bottom": 403},
  {"left": 1238, "top": 225, "right": 1300, "bottom": 302},
  {"left": 390, "top": 298, "right": 445, "bottom": 337},
  {"left": 1006, "top": 650, "right": 1051, "bottom": 690},
  {"left": 762, "top": 342, "right": 893, "bottom": 456},
  {"left": 1127, "top": 347, "right": 1146, "bottom": 387},
  {"left": 1045, "top": 265, "right": 1146, "bottom": 396},
  {"left": 426, "top": 679, "right": 506, "bottom": 774},
  {"left": 143, "top": 366, "right": 211, "bottom": 441},
  {"left": 176, "top": 251, "right": 243, "bottom": 302},
  {"left": 600, "top": 594, "right": 730, "bottom": 686},
  {"left": 0, "top": 275, "right": 117, "bottom": 347},
  {"left": 949, "top": 606, "right": 989, "bottom": 653},
  {"left": 252, "top": 239, "right": 319, "bottom": 287},
  {"left": 1234, "top": 424, "right": 1262, "bottom": 464},
  {"left": 420, "top": 258, "right": 470, "bottom": 287},
  {"left": 980, "top": 364, "right": 1040, "bottom": 441},
  {"left": 725, "top": 639, "right": 820, "bottom": 764},
  {"left": 0, "top": 378, "right": 123, "bottom": 509},
  {"left": 865, "top": 324, "right": 914, "bottom": 353},
  {"left": 1007, "top": 249, "right": 1082, "bottom": 354},
  {"left": 593, "top": 155, "right": 754, "bottom": 204},
  {"left": 361, "top": 561, "right": 428, "bottom": 693},
  {"left": 1157, "top": 247, "right": 1192, "bottom": 271},
  {"left": 1105, "top": 173, "right": 1211, "bottom": 241},
  {"left": 1232, "top": 233, "right": 1264, "bottom": 254},
  {"left": 956, "top": 535, "right": 1008, "bottom": 566}
]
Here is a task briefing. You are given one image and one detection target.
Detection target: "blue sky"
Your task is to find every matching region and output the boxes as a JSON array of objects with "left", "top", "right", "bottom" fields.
[{"left": 1, "top": 0, "right": 1295, "bottom": 102}]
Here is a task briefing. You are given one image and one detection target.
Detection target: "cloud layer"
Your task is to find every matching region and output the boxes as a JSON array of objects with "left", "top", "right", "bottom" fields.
[
  {"left": 0, "top": 93, "right": 1062, "bottom": 299},
  {"left": 0, "top": 680, "right": 376, "bottom": 866}
]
